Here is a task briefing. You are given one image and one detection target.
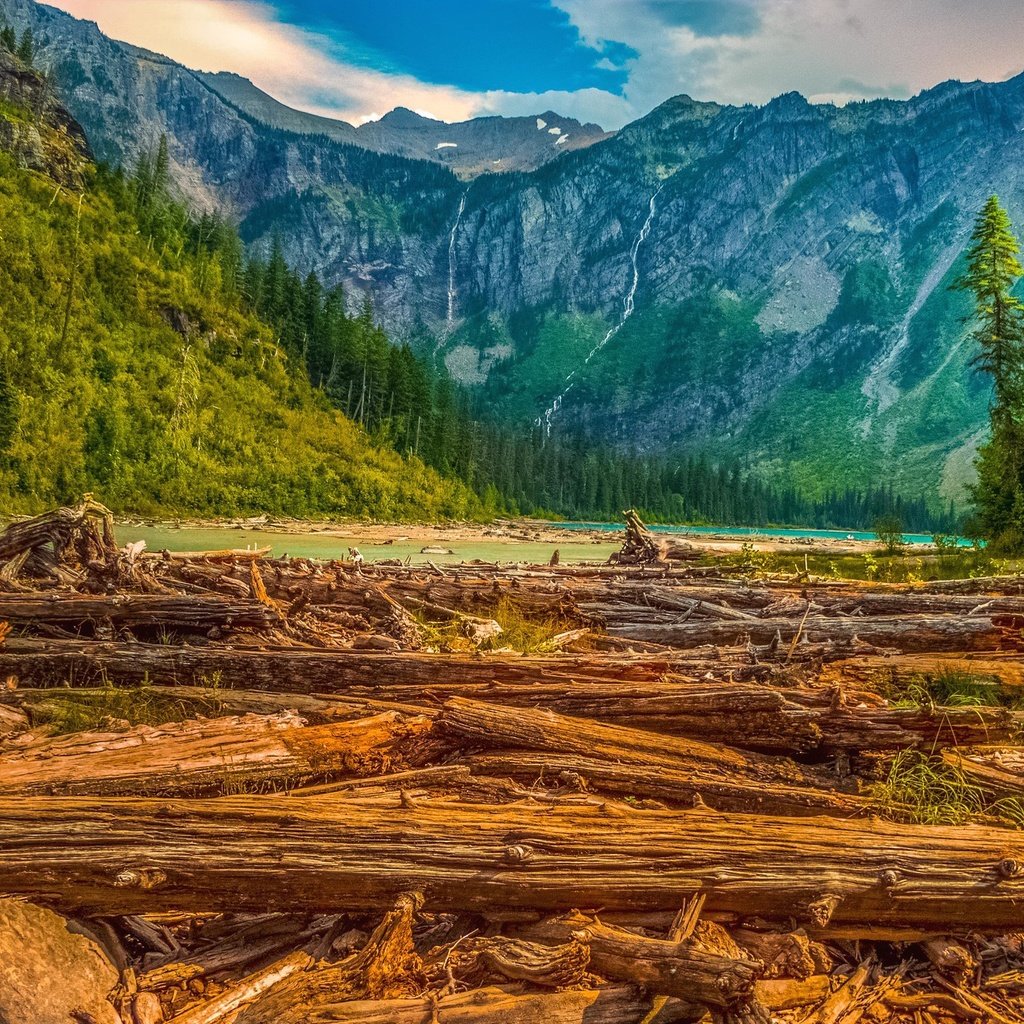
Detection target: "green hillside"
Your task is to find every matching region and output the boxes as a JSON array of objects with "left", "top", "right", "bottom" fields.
[{"left": 0, "top": 87, "right": 480, "bottom": 519}]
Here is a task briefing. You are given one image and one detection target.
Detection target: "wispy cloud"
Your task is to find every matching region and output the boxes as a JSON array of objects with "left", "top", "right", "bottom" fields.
[
  {"left": 47, "top": 0, "right": 485, "bottom": 124},
  {"left": 45, "top": 0, "right": 1024, "bottom": 131}
]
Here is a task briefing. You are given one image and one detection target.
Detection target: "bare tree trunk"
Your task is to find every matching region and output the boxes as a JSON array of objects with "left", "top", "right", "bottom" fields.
[{"left": 1, "top": 793, "right": 1022, "bottom": 927}]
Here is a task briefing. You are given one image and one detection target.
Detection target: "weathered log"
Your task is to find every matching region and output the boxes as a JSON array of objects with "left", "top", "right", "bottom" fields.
[
  {"left": 818, "top": 653, "right": 1024, "bottom": 688},
  {"left": 943, "top": 746, "right": 1024, "bottom": 802},
  {"left": 290, "top": 985, "right": 701, "bottom": 1023},
  {"left": 438, "top": 697, "right": 864, "bottom": 816},
  {"left": 607, "top": 614, "right": 1019, "bottom": 652},
  {"left": 0, "top": 710, "right": 431, "bottom": 795},
  {"left": 509, "top": 911, "right": 760, "bottom": 1006},
  {"left": 0, "top": 685, "right": 364, "bottom": 727},
  {"left": 0, "top": 593, "right": 278, "bottom": 629},
  {"left": 2, "top": 794, "right": 1022, "bottom": 926},
  {"left": 6, "top": 678, "right": 1020, "bottom": 757},
  {"left": 0, "top": 638, "right": 706, "bottom": 691}
]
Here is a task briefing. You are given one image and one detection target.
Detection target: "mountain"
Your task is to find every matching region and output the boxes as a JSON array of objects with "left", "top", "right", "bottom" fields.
[
  {"left": 0, "top": 41, "right": 481, "bottom": 519},
  {"left": 5, "top": 0, "right": 1018, "bottom": 508},
  {"left": 196, "top": 73, "right": 610, "bottom": 177}
]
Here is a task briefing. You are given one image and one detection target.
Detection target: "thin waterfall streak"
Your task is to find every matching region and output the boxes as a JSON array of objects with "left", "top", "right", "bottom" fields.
[
  {"left": 438, "top": 192, "right": 467, "bottom": 351},
  {"left": 539, "top": 185, "right": 663, "bottom": 435}
]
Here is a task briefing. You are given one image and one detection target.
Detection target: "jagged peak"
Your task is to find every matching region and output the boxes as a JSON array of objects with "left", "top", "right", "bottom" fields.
[
  {"left": 763, "top": 91, "right": 813, "bottom": 115},
  {"left": 375, "top": 107, "right": 442, "bottom": 128}
]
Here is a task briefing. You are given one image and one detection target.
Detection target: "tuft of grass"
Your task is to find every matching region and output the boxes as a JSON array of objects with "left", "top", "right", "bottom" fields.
[
  {"left": 885, "top": 666, "right": 1019, "bottom": 710},
  {"left": 485, "top": 595, "right": 567, "bottom": 653},
  {"left": 29, "top": 685, "right": 224, "bottom": 735},
  {"left": 875, "top": 750, "right": 985, "bottom": 825},
  {"left": 416, "top": 595, "right": 570, "bottom": 654}
]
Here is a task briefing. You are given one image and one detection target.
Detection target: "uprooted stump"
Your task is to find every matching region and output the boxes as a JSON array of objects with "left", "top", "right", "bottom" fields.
[
  {"left": 608, "top": 508, "right": 660, "bottom": 565},
  {"left": 0, "top": 495, "right": 158, "bottom": 590}
]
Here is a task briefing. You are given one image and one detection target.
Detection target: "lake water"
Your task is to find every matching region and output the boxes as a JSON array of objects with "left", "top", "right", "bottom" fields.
[
  {"left": 113, "top": 526, "right": 617, "bottom": 565},
  {"left": 113, "top": 520, "right": 963, "bottom": 565},
  {"left": 554, "top": 522, "right": 965, "bottom": 546}
]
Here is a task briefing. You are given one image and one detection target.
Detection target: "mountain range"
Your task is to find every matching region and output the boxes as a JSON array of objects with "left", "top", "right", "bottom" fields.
[{"left": 5, "top": 0, "right": 1021, "bottom": 507}]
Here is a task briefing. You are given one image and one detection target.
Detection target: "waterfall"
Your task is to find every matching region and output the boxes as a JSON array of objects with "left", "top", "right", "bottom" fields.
[
  {"left": 439, "top": 192, "right": 467, "bottom": 350},
  {"left": 540, "top": 184, "right": 664, "bottom": 434}
]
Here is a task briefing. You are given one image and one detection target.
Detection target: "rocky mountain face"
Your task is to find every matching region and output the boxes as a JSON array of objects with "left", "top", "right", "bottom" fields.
[
  {"left": 5, "top": 0, "right": 1020, "bottom": 503},
  {"left": 0, "top": 40, "right": 89, "bottom": 185},
  {"left": 196, "top": 73, "right": 610, "bottom": 178}
]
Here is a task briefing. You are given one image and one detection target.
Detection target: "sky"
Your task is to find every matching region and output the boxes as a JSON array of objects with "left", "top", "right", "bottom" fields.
[{"left": 46, "top": 0, "right": 1024, "bottom": 130}]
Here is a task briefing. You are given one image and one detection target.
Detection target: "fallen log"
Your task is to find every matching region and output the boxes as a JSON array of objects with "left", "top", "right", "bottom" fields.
[
  {"left": 0, "top": 710, "right": 432, "bottom": 795},
  {"left": 2, "top": 794, "right": 1022, "bottom": 926},
  {"left": 0, "top": 593, "right": 279, "bottom": 629},
  {"left": 819, "top": 652, "right": 1024, "bottom": 688},
  {"left": 0, "top": 638, "right": 733, "bottom": 692},
  {"left": 607, "top": 614, "right": 1019, "bottom": 652},
  {"left": 509, "top": 911, "right": 760, "bottom": 1006},
  {"left": 6, "top": 679, "right": 1019, "bottom": 757},
  {"left": 943, "top": 746, "right": 1024, "bottom": 802},
  {"left": 438, "top": 696, "right": 864, "bottom": 816},
  {"left": 463, "top": 750, "right": 870, "bottom": 816},
  {"left": 292, "top": 985, "right": 700, "bottom": 1024}
]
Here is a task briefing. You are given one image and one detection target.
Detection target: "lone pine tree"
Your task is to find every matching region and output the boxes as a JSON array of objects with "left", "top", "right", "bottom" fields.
[{"left": 955, "top": 195, "right": 1024, "bottom": 548}]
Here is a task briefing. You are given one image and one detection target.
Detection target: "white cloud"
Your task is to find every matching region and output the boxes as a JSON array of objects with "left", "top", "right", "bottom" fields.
[
  {"left": 47, "top": 0, "right": 484, "bottom": 124},
  {"left": 554, "top": 0, "right": 1024, "bottom": 115},
  {"left": 44, "top": 0, "right": 1024, "bottom": 133}
]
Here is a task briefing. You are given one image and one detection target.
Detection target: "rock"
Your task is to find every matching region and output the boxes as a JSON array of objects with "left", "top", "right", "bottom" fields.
[
  {"left": 132, "top": 992, "right": 164, "bottom": 1024},
  {"left": 0, "top": 899, "right": 122, "bottom": 1024}
]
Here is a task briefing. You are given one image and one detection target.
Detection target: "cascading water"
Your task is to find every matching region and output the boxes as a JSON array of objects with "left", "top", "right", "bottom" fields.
[
  {"left": 438, "top": 192, "right": 467, "bottom": 351},
  {"left": 540, "top": 185, "right": 664, "bottom": 434}
]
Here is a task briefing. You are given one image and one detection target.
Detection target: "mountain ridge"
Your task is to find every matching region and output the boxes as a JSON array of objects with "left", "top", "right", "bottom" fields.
[{"left": 5, "top": 0, "right": 1021, "bottom": 508}]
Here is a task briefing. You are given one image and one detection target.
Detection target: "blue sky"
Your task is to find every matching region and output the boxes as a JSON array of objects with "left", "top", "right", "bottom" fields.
[
  {"left": 275, "top": 0, "right": 635, "bottom": 96},
  {"left": 50, "top": 1, "right": 1024, "bottom": 130}
]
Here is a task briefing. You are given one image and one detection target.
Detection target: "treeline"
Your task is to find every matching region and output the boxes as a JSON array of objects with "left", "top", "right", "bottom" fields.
[{"left": 110, "top": 136, "right": 957, "bottom": 530}]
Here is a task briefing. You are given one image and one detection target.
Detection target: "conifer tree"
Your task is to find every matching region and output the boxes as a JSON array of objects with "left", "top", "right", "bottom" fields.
[
  {"left": 16, "top": 27, "right": 33, "bottom": 65},
  {"left": 955, "top": 195, "right": 1024, "bottom": 548}
]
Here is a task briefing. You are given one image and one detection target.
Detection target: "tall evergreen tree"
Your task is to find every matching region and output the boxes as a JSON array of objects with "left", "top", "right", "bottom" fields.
[
  {"left": 954, "top": 195, "right": 1024, "bottom": 547},
  {"left": 15, "top": 27, "right": 33, "bottom": 65}
]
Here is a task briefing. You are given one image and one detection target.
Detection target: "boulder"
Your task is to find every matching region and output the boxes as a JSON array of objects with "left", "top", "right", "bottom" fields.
[{"left": 0, "top": 899, "right": 121, "bottom": 1024}]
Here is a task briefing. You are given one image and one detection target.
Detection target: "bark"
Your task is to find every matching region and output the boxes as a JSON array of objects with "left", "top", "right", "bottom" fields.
[
  {"left": 438, "top": 697, "right": 864, "bottom": 816},
  {"left": 606, "top": 613, "right": 1018, "bottom": 652},
  {"left": 1, "top": 794, "right": 1022, "bottom": 927},
  {"left": 0, "top": 593, "right": 278, "bottom": 629},
  {"left": 0, "top": 638, "right": 704, "bottom": 692},
  {"left": 509, "top": 911, "right": 760, "bottom": 1006},
  {"left": 285, "top": 985, "right": 701, "bottom": 1024},
  {"left": 0, "top": 710, "right": 432, "bottom": 796}
]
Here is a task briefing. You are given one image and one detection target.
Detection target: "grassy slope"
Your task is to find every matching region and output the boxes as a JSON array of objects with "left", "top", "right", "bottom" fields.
[{"left": 0, "top": 151, "right": 481, "bottom": 520}]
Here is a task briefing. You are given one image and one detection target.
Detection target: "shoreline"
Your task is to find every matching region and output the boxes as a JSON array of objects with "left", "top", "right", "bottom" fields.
[{"left": 111, "top": 514, "right": 926, "bottom": 557}]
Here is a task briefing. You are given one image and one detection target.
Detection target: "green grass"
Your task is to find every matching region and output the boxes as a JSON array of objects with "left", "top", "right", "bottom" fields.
[
  {"left": 720, "top": 545, "right": 1020, "bottom": 583},
  {"left": 417, "top": 594, "right": 572, "bottom": 654},
  {"left": 27, "top": 685, "right": 225, "bottom": 735},
  {"left": 874, "top": 749, "right": 985, "bottom": 825},
  {"left": 886, "top": 667, "right": 1015, "bottom": 709}
]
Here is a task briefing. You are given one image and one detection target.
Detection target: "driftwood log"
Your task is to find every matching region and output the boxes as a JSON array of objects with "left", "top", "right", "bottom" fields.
[
  {"left": 437, "top": 697, "right": 866, "bottom": 816},
  {"left": 1, "top": 794, "right": 1023, "bottom": 926},
  {"left": 0, "top": 710, "right": 432, "bottom": 796},
  {"left": 0, "top": 593, "right": 279, "bottom": 629}
]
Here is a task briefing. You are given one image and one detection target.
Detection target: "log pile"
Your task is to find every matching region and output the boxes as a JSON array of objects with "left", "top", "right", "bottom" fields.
[{"left": 0, "top": 504, "right": 1023, "bottom": 1022}]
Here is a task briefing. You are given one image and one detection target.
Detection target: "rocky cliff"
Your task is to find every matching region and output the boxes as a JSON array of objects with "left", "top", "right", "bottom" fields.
[{"left": 5, "top": 0, "right": 1019, "bottom": 503}]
